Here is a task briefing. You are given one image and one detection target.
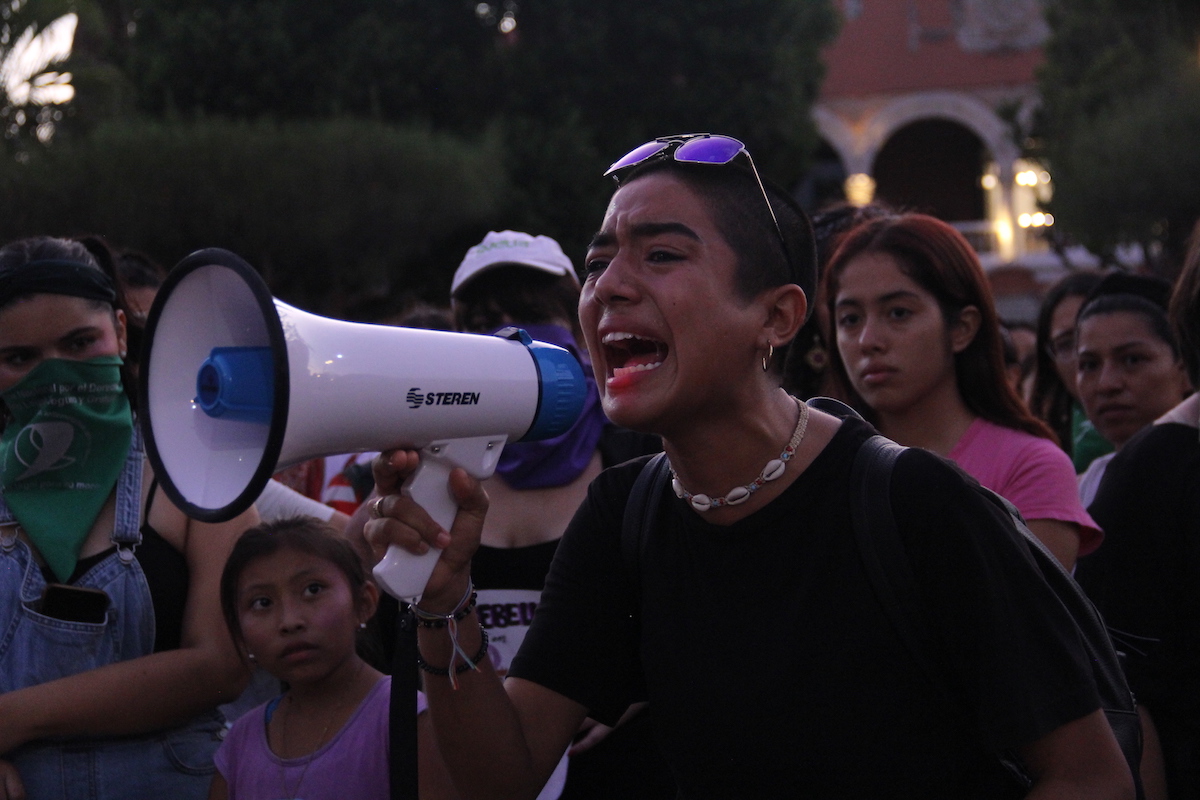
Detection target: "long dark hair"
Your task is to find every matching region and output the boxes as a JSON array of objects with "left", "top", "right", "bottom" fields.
[
  {"left": 1029, "top": 271, "right": 1105, "bottom": 453},
  {"left": 824, "top": 213, "right": 1056, "bottom": 442}
]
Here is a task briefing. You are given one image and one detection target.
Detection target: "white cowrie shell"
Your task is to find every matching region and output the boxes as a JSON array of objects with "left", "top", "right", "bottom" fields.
[
  {"left": 689, "top": 494, "right": 713, "bottom": 512},
  {"left": 762, "top": 459, "right": 786, "bottom": 481},
  {"left": 725, "top": 486, "right": 751, "bottom": 505}
]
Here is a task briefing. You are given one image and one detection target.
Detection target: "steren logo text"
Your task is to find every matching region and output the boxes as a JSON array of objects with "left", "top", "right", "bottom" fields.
[{"left": 406, "top": 388, "right": 482, "bottom": 410}]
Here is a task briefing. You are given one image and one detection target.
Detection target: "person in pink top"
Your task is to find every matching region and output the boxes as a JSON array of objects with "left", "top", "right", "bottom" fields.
[{"left": 824, "top": 213, "right": 1100, "bottom": 569}]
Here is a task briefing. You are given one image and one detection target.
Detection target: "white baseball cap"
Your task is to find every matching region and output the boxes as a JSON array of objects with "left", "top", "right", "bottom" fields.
[{"left": 451, "top": 230, "right": 578, "bottom": 296}]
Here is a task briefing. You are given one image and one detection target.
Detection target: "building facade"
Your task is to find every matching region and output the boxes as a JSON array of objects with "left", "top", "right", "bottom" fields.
[{"left": 813, "top": 0, "right": 1054, "bottom": 272}]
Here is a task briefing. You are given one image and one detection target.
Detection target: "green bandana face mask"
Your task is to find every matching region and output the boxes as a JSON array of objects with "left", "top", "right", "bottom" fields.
[{"left": 1, "top": 356, "right": 133, "bottom": 581}]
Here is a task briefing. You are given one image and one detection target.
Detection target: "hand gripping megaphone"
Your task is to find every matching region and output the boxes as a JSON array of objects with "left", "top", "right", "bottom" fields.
[{"left": 139, "top": 248, "right": 587, "bottom": 601}]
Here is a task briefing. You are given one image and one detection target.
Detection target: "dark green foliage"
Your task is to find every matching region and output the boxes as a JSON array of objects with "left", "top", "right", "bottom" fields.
[
  {"left": 92, "top": 0, "right": 837, "bottom": 256},
  {"left": 1037, "top": 0, "right": 1200, "bottom": 272},
  {"left": 0, "top": 118, "right": 506, "bottom": 315},
  {"left": 19, "top": 0, "right": 836, "bottom": 304}
]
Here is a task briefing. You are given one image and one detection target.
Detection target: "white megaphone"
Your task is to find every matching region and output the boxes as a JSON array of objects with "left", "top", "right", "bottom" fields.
[{"left": 139, "top": 248, "right": 587, "bottom": 601}]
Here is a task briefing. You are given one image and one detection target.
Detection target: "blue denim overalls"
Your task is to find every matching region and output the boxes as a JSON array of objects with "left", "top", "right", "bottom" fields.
[{"left": 0, "top": 429, "right": 225, "bottom": 799}]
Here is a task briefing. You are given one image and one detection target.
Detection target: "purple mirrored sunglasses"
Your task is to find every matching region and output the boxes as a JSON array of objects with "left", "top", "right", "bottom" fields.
[{"left": 604, "top": 133, "right": 789, "bottom": 265}]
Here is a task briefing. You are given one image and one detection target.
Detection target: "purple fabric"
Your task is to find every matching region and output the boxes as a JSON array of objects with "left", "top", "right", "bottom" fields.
[
  {"left": 214, "top": 676, "right": 417, "bottom": 800},
  {"left": 493, "top": 324, "right": 608, "bottom": 490}
]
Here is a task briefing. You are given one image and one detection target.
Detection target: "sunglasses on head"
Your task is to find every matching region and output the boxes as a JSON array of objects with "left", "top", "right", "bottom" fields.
[{"left": 604, "top": 133, "right": 790, "bottom": 269}]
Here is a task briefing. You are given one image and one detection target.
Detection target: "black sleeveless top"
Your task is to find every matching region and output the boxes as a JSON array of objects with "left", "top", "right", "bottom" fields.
[{"left": 54, "top": 481, "right": 189, "bottom": 652}]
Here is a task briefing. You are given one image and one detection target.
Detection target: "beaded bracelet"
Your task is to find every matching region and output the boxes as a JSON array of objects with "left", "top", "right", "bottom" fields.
[
  {"left": 411, "top": 580, "right": 486, "bottom": 689},
  {"left": 412, "top": 592, "right": 477, "bottom": 629},
  {"left": 416, "top": 627, "right": 490, "bottom": 678},
  {"left": 410, "top": 580, "right": 476, "bottom": 628}
]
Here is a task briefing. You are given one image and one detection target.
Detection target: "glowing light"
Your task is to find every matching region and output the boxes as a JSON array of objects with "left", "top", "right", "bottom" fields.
[
  {"left": 844, "top": 173, "right": 876, "bottom": 207},
  {"left": 1015, "top": 171, "right": 1039, "bottom": 187},
  {"left": 1017, "top": 212, "right": 1053, "bottom": 229},
  {"left": 980, "top": 174, "right": 998, "bottom": 190},
  {"left": 499, "top": 13, "right": 517, "bottom": 33},
  {"left": 1039, "top": 171, "right": 1051, "bottom": 184},
  {"left": 1, "top": 13, "right": 77, "bottom": 107}
]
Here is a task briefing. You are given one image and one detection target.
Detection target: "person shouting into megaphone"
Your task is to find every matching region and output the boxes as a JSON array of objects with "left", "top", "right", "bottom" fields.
[{"left": 364, "top": 135, "right": 1134, "bottom": 799}]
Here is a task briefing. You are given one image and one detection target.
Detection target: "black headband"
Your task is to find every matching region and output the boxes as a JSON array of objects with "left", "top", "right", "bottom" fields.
[{"left": 0, "top": 259, "right": 117, "bottom": 309}]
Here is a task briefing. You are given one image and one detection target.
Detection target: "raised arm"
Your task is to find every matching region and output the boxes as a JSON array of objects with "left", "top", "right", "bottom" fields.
[
  {"left": 0, "top": 499, "right": 256, "bottom": 754},
  {"left": 365, "top": 451, "right": 588, "bottom": 800}
]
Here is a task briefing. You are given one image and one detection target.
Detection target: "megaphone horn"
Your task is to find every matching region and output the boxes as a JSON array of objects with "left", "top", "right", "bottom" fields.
[{"left": 139, "top": 248, "right": 587, "bottom": 600}]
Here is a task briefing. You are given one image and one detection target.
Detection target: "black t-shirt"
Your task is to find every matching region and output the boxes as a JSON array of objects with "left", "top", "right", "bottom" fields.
[
  {"left": 474, "top": 424, "right": 675, "bottom": 800},
  {"left": 510, "top": 418, "right": 1100, "bottom": 799},
  {"left": 1078, "top": 422, "right": 1200, "bottom": 791}
]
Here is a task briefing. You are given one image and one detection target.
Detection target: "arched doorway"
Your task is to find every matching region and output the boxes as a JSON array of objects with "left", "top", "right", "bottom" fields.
[{"left": 872, "top": 119, "right": 986, "bottom": 221}]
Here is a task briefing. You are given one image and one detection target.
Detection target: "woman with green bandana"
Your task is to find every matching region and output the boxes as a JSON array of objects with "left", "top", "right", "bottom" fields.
[{"left": 0, "top": 237, "right": 258, "bottom": 800}]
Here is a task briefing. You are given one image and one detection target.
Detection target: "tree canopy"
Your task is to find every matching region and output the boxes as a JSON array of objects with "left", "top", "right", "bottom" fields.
[
  {"left": 0, "top": 118, "right": 506, "bottom": 316},
  {"left": 6, "top": 0, "right": 837, "bottom": 310},
  {"left": 1036, "top": 0, "right": 1200, "bottom": 273},
  {"left": 91, "top": 0, "right": 838, "bottom": 258}
]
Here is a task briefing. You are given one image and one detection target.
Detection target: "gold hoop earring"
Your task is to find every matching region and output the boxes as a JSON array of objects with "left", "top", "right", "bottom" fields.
[{"left": 762, "top": 344, "right": 774, "bottom": 372}]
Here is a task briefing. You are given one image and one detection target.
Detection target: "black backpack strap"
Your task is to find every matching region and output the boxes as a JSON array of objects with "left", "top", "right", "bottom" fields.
[{"left": 849, "top": 435, "right": 942, "bottom": 688}]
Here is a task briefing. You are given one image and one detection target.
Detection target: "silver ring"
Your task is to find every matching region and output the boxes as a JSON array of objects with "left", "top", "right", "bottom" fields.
[{"left": 368, "top": 495, "right": 385, "bottom": 519}]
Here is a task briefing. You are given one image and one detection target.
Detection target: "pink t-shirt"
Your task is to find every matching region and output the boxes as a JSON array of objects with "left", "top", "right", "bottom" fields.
[
  {"left": 214, "top": 677, "right": 422, "bottom": 800},
  {"left": 947, "top": 418, "right": 1103, "bottom": 556}
]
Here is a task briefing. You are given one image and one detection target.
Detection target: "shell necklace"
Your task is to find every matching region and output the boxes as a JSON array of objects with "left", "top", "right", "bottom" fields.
[{"left": 670, "top": 397, "right": 810, "bottom": 512}]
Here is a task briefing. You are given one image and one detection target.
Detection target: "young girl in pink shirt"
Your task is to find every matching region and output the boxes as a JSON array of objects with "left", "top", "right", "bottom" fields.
[{"left": 824, "top": 213, "right": 1099, "bottom": 569}]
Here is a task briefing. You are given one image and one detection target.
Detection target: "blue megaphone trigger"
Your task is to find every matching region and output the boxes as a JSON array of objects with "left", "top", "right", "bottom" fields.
[
  {"left": 495, "top": 327, "right": 588, "bottom": 442},
  {"left": 196, "top": 346, "right": 275, "bottom": 424}
]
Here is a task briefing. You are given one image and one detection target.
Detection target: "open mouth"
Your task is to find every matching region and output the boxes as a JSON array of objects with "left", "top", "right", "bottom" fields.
[{"left": 602, "top": 332, "right": 668, "bottom": 382}]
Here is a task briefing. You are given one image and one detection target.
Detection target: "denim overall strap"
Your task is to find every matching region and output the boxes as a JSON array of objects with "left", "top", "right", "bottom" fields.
[{"left": 111, "top": 424, "right": 145, "bottom": 559}]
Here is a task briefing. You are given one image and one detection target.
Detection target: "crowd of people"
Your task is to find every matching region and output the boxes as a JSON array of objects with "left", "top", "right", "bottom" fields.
[{"left": 0, "top": 130, "right": 1197, "bottom": 799}]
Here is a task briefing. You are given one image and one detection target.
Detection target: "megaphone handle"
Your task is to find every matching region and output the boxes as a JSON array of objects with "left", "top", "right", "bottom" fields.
[
  {"left": 371, "top": 436, "right": 506, "bottom": 603},
  {"left": 372, "top": 458, "right": 456, "bottom": 603}
]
